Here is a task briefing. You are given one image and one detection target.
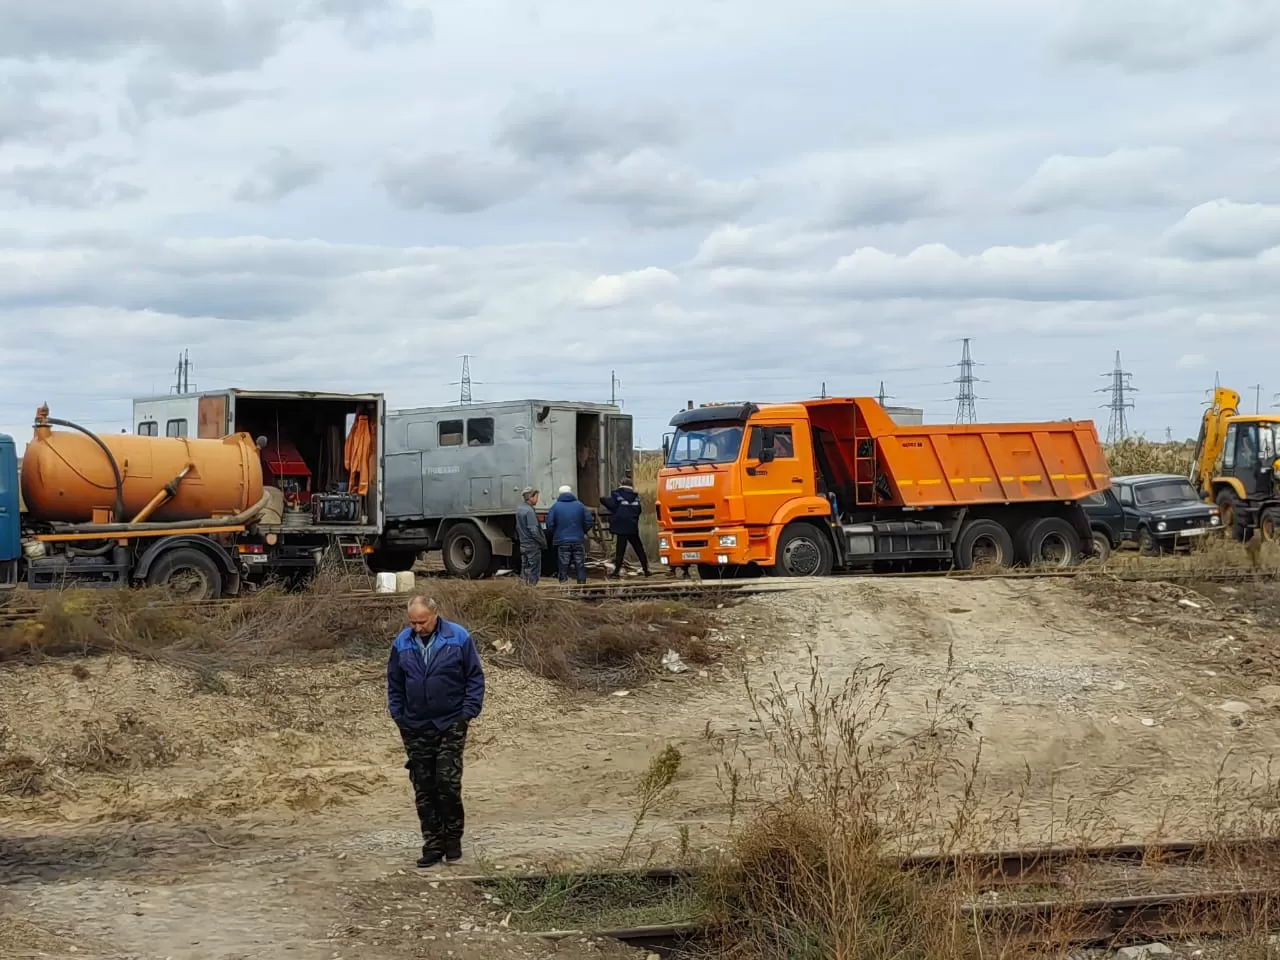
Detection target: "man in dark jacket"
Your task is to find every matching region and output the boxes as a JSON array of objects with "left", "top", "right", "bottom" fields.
[
  {"left": 387, "top": 596, "right": 485, "bottom": 867},
  {"left": 515, "top": 486, "right": 546, "bottom": 585},
  {"left": 602, "top": 476, "right": 650, "bottom": 578},
  {"left": 545, "top": 484, "right": 594, "bottom": 584}
]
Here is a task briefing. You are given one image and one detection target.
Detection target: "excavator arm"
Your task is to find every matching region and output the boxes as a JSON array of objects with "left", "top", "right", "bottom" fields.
[{"left": 1190, "top": 387, "right": 1240, "bottom": 498}]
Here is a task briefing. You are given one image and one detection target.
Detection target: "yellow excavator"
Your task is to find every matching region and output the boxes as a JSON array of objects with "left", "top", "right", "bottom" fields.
[{"left": 1191, "top": 387, "right": 1280, "bottom": 539}]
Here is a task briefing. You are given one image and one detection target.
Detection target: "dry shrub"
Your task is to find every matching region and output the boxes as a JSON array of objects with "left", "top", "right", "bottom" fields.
[
  {"left": 0, "top": 572, "right": 721, "bottom": 691},
  {"left": 0, "top": 726, "right": 46, "bottom": 797},
  {"left": 59, "top": 712, "right": 180, "bottom": 773},
  {"left": 704, "top": 654, "right": 988, "bottom": 959},
  {"left": 1105, "top": 437, "right": 1195, "bottom": 477}
]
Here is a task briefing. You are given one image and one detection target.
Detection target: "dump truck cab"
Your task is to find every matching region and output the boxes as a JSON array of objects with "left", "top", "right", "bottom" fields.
[
  {"left": 658, "top": 398, "right": 1109, "bottom": 578},
  {"left": 1190, "top": 387, "right": 1280, "bottom": 539}
]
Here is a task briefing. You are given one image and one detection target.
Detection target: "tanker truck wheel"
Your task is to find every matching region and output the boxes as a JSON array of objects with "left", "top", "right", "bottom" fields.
[{"left": 146, "top": 547, "right": 223, "bottom": 601}]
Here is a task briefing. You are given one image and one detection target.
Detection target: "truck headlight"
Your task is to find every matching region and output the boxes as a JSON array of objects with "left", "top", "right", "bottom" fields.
[
  {"left": 1210, "top": 516, "right": 1220, "bottom": 525},
  {"left": 659, "top": 537, "right": 669, "bottom": 549},
  {"left": 1156, "top": 521, "right": 1167, "bottom": 532},
  {"left": 718, "top": 534, "right": 737, "bottom": 548}
]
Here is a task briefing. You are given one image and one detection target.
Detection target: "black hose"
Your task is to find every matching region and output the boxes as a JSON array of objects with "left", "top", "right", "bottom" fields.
[{"left": 41, "top": 416, "right": 126, "bottom": 522}]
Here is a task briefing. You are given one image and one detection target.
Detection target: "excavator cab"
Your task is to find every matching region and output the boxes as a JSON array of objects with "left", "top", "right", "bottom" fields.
[{"left": 1192, "top": 387, "right": 1280, "bottom": 538}]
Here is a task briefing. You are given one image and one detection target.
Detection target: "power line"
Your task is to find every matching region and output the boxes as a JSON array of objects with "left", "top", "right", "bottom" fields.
[
  {"left": 952, "top": 338, "right": 982, "bottom": 424},
  {"left": 1097, "top": 350, "right": 1136, "bottom": 444}
]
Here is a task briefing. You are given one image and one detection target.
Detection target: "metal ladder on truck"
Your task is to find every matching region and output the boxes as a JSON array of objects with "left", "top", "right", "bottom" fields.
[{"left": 328, "top": 534, "right": 372, "bottom": 578}]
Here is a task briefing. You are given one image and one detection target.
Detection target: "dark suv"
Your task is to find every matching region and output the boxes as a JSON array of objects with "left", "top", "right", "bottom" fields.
[{"left": 1103, "top": 474, "right": 1221, "bottom": 554}]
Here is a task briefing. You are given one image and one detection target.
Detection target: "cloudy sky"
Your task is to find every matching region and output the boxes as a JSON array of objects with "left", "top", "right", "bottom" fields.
[{"left": 2, "top": 0, "right": 1279, "bottom": 451}]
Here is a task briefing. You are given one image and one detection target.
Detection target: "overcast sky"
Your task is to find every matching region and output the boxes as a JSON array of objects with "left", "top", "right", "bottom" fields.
[{"left": 3, "top": 0, "right": 1279, "bottom": 451}]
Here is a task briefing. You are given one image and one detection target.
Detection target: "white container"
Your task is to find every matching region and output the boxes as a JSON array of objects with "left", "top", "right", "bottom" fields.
[
  {"left": 395, "top": 570, "right": 416, "bottom": 593},
  {"left": 375, "top": 572, "right": 397, "bottom": 594}
]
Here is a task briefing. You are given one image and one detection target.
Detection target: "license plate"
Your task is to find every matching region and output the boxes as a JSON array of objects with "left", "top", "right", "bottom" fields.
[
  {"left": 682, "top": 551, "right": 701, "bottom": 560},
  {"left": 1177, "top": 528, "right": 1207, "bottom": 537}
]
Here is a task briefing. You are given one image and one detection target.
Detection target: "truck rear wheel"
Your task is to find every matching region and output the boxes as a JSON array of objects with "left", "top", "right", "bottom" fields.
[
  {"left": 367, "top": 548, "right": 418, "bottom": 574},
  {"left": 145, "top": 547, "right": 223, "bottom": 600},
  {"left": 442, "top": 524, "right": 494, "bottom": 579},
  {"left": 771, "top": 523, "right": 833, "bottom": 577},
  {"left": 1017, "top": 517, "right": 1081, "bottom": 567},
  {"left": 953, "top": 519, "right": 1014, "bottom": 570}
]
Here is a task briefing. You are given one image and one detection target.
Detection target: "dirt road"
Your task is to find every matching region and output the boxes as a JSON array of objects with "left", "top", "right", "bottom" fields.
[{"left": 4, "top": 576, "right": 1280, "bottom": 958}]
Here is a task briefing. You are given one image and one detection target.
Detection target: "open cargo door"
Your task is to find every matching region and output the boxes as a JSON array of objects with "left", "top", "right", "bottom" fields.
[
  {"left": 605, "top": 414, "right": 634, "bottom": 487},
  {"left": 198, "top": 395, "right": 227, "bottom": 438}
]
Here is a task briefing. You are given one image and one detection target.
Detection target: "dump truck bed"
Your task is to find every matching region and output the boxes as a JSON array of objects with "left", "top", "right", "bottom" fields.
[{"left": 806, "top": 398, "right": 1110, "bottom": 509}]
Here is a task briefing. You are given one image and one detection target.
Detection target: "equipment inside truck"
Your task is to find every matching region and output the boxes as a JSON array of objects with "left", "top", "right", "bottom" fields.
[{"left": 232, "top": 397, "right": 376, "bottom": 529}]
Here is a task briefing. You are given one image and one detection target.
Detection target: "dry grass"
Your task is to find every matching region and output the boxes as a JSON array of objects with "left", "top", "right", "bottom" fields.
[{"left": 0, "top": 573, "right": 722, "bottom": 691}]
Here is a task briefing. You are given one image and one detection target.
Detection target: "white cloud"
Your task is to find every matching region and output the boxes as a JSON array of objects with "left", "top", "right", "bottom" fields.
[
  {"left": 1014, "top": 147, "right": 1186, "bottom": 213},
  {"left": 569, "top": 150, "right": 760, "bottom": 227},
  {"left": 1163, "top": 199, "right": 1280, "bottom": 259},
  {"left": 1055, "top": 0, "right": 1280, "bottom": 72},
  {"left": 580, "top": 267, "right": 679, "bottom": 309}
]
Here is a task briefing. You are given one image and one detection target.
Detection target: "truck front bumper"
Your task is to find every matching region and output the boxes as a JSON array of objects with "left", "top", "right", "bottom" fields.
[{"left": 658, "top": 527, "right": 754, "bottom": 568}]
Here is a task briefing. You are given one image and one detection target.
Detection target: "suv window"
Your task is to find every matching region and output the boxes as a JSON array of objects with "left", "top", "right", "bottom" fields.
[
  {"left": 1118, "top": 484, "right": 1134, "bottom": 506},
  {"left": 1083, "top": 491, "right": 1107, "bottom": 506}
]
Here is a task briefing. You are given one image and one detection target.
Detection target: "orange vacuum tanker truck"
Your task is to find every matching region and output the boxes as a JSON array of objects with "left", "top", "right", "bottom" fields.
[
  {"left": 657, "top": 398, "right": 1111, "bottom": 577},
  {"left": 1, "top": 397, "right": 383, "bottom": 599}
]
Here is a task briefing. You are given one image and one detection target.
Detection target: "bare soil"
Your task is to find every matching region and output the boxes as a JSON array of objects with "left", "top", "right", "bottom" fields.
[{"left": 4, "top": 576, "right": 1280, "bottom": 958}]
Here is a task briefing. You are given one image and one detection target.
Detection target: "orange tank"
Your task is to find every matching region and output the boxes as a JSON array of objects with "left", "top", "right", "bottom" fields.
[{"left": 21, "top": 415, "right": 264, "bottom": 525}]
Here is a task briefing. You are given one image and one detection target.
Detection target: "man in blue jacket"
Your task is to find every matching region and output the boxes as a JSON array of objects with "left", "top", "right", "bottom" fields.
[
  {"left": 387, "top": 596, "right": 485, "bottom": 867},
  {"left": 602, "top": 475, "right": 650, "bottom": 579},
  {"left": 545, "top": 484, "right": 594, "bottom": 584}
]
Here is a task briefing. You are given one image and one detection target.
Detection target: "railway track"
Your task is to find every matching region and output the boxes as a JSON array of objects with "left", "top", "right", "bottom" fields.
[
  {"left": 1, "top": 564, "right": 1276, "bottom": 624},
  {"left": 473, "top": 837, "right": 1280, "bottom": 955}
]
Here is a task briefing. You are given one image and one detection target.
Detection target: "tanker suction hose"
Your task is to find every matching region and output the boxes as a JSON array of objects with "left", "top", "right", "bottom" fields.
[
  {"left": 48, "top": 492, "right": 272, "bottom": 535},
  {"left": 35, "top": 409, "right": 126, "bottom": 524}
]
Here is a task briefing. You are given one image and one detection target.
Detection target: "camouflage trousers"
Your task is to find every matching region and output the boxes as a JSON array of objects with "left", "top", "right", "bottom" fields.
[{"left": 399, "top": 720, "right": 468, "bottom": 854}]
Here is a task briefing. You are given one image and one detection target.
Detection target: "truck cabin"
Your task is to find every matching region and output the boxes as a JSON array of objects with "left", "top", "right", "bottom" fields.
[{"left": 229, "top": 395, "right": 376, "bottom": 527}]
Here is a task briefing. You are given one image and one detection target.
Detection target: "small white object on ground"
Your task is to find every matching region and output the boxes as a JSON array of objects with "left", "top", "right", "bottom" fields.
[{"left": 662, "top": 649, "right": 688, "bottom": 673}]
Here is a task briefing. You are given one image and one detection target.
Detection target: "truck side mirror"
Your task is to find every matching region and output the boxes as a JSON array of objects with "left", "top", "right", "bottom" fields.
[
  {"left": 759, "top": 427, "right": 776, "bottom": 463},
  {"left": 662, "top": 434, "right": 671, "bottom": 462}
]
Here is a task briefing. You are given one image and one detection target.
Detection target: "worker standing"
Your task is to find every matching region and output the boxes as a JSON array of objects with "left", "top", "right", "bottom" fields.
[
  {"left": 602, "top": 475, "right": 650, "bottom": 579},
  {"left": 386, "top": 596, "right": 485, "bottom": 868},
  {"left": 516, "top": 487, "right": 546, "bottom": 585},
  {"left": 545, "top": 484, "right": 594, "bottom": 584}
]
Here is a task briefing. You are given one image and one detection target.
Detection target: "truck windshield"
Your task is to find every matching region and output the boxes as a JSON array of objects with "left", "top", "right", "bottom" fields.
[
  {"left": 667, "top": 424, "right": 745, "bottom": 465},
  {"left": 1134, "top": 480, "right": 1199, "bottom": 505}
]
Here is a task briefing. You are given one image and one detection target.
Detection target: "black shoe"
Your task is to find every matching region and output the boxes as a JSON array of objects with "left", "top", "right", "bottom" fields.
[
  {"left": 444, "top": 844, "right": 463, "bottom": 863},
  {"left": 417, "top": 848, "right": 444, "bottom": 868}
]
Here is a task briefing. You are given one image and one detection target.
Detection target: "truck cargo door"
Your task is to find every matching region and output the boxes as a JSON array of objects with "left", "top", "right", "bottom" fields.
[
  {"left": 198, "top": 395, "right": 227, "bottom": 438},
  {"left": 470, "top": 477, "right": 497, "bottom": 511},
  {"left": 605, "top": 415, "right": 634, "bottom": 487},
  {"left": 385, "top": 453, "right": 424, "bottom": 518}
]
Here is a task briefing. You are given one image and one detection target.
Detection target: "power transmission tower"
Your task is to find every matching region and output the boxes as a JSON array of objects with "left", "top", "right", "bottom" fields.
[
  {"left": 1165, "top": 427, "right": 1174, "bottom": 443},
  {"left": 172, "top": 350, "right": 192, "bottom": 394},
  {"left": 819, "top": 381, "right": 828, "bottom": 399},
  {"left": 876, "top": 381, "right": 893, "bottom": 407},
  {"left": 453, "top": 355, "right": 475, "bottom": 404},
  {"left": 1097, "top": 351, "right": 1136, "bottom": 444},
  {"left": 610, "top": 370, "right": 623, "bottom": 407},
  {"left": 952, "top": 338, "right": 982, "bottom": 424}
]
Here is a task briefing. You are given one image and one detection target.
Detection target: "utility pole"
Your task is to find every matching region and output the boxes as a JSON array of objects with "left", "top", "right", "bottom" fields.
[
  {"left": 610, "top": 370, "right": 623, "bottom": 407},
  {"left": 1250, "top": 383, "right": 1263, "bottom": 414},
  {"left": 952, "top": 339, "right": 982, "bottom": 424},
  {"left": 453, "top": 355, "right": 474, "bottom": 404},
  {"left": 1097, "top": 350, "right": 1136, "bottom": 444}
]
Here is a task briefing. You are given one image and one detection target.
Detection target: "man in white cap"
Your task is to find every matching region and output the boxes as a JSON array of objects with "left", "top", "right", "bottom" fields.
[{"left": 545, "top": 484, "right": 594, "bottom": 583}]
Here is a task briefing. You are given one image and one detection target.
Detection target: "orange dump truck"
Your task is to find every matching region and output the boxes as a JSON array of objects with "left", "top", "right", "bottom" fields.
[{"left": 657, "top": 398, "right": 1111, "bottom": 577}]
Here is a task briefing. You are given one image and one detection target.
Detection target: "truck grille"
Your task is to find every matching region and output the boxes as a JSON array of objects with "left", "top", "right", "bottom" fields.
[{"left": 665, "top": 503, "right": 716, "bottom": 525}]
